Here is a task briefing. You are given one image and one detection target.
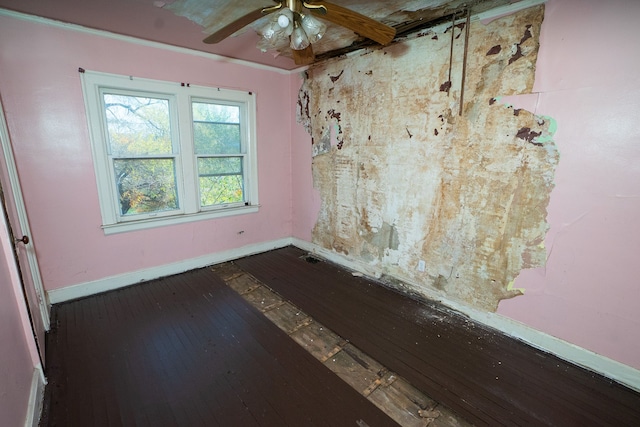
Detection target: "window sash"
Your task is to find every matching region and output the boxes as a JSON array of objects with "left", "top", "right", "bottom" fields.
[
  {"left": 196, "top": 154, "right": 247, "bottom": 209},
  {"left": 99, "top": 88, "right": 185, "bottom": 222},
  {"left": 111, "top": 156, "right": 182, "bottom": 220}
]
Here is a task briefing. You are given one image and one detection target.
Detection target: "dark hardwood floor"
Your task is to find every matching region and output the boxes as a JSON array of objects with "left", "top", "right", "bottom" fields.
[
  {"left": 42, "top": 266, "right": 399, "bottom": 427},
  {"left": 234, "top": 246, "right": 640, "bottom": 427},
  {"left": 42, "top": 245, "right": 640, "bottom": 426}
]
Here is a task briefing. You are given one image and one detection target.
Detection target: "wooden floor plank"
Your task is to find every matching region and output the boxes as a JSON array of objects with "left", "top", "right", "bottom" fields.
[
  {"left": 284, "top": 270, "right": 595, "bottom": 423},
  {"left": 44, "top": 266, "right": 398, "bottom": 427},
  {"left": 235, "top": 249, "right": 507, "bottom": 424},
  {"left": 234, "top": 246, "right": 640, "bottom": 426},
  {"left": 289, "top": 248, "right": 636, "bottom": 424},
  {"left": 173, "top": 275, "right": 290, "bottom": 426},
  {"left": 196, "top": 272, "right": 394, "bottom": 426}
]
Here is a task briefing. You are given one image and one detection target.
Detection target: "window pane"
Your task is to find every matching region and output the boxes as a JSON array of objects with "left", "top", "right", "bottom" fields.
[
  {"left": 104, "top": 94, "right": 172, "bottom": 156},
  {"left": 114, "top": 159, "right": 178, "bottom": 215},
  {"left": 198, "top": 157, "right": 244, "bottom": 207},
  {"left": 193, "top": 122, "right": 240, "bottom": 154},
  {"left": 192, "top": 102, "right": 241, "bottom": 155}
]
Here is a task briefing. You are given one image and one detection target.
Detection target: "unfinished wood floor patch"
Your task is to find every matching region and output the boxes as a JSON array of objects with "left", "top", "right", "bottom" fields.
[
  {"left": 290, "top": 321, "right": 344, "bottom": 361},
  {"left": 213, "top": 262, "right": 472, "bottom": 426},
  {"left": 227, "top": 274, "right": 262, "bottom": 295},
  {"left": 325, "top": 344, "right": 385, "bottom": 394},
  {"left": 263, "top": 302, "right": 313, "bottom": 334}
]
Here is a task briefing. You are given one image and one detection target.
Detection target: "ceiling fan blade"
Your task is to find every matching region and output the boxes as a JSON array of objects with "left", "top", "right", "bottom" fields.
[
  {"left": 306, "top": 1, "right": 396, "bottom": 45},
  {"left": 203, "top": 5, "right": 280, "bottom": 44},
  {"left": 293, "top": 45, "right": 315, "bottom": 65}
]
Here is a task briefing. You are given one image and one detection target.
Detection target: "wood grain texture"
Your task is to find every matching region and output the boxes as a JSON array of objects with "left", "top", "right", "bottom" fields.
[
  {"left": 311, "top": 1, "right": 395, "bottom": 45},
  {"left": 235, "top": 246, "right": 640, "bottom": 426},
  {"left": 203, "top": 7, "right": 271, "bottom": 44},
  {"left": 42, "top": 267, "right": 398, "bottom": 427},
  {"left": 293, "top": 45, "right": 315, "bottom": 65}
]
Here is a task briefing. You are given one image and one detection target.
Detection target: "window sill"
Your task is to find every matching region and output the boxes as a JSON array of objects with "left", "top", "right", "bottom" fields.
[{"left": 101, "top": 205, "right": 260, "bottom": 235}]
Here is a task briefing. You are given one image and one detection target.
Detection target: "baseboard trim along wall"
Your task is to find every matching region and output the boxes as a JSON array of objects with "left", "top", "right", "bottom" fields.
[
  {"left": 24, "top": 364, "right": 45, "bottom": 427},
  {"left": 47, "top": 237, "right": 640, "bottom": 393},
  {"left": 47, "top": 238, "right": 293, "bottom": 304},
  {"left": 291, "top": 238, "right": 640, "bottom": 394}
]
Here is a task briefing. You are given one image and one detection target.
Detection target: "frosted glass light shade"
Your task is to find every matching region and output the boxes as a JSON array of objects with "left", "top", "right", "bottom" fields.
[
  {"left": 257, "top": 11, "right": 294, "bottom": 52},
  {"left": 290, "top": 24, "right": 310, "bottom": 50},
  {"left": 260, "top": 19, "right": 283, "bottom": 42},
  {"left": 301, "top": 14, "right": 326, "bottom": 44}
]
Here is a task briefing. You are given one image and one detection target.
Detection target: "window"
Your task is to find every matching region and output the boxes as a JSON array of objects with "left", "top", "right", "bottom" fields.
[{"left": 81, "top": 71, "right": 258, "bottom": 234}]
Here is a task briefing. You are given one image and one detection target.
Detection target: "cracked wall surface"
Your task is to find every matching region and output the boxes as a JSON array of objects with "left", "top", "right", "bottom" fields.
[{"left": 299, "top": 5, "right": 557, "bottom": 311}]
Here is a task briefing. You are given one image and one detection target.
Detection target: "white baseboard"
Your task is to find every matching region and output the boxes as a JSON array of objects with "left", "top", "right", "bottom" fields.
[
  {"left": 291, "top": 238, "right": 640, "bottom": 393},
  {"left": 47, "top": 238, "right": 293, "bottom": 304},
  {"left": 24, "top": 364, "right": 45, "bottom": 427}
]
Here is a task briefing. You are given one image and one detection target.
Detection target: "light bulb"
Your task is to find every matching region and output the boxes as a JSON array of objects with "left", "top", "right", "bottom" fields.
[
  {"left": 301, "top": 14, "right": 326, "bottom": 44},
  {"left": 277, "top": 14, "right": 290, "bottom": 28},
  {"left": 290, "top": 22, "right": 310, "bottom": 50},
  {"left": 279, "top": 9, "right": 294, "bottom": 36}
]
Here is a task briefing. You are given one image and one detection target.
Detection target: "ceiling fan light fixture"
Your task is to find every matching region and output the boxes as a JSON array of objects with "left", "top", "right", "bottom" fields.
[
  {"left": 205, "top": 0, "right": 396, "bottom": 64},
  {"left": 301, "top": 13, "right": 326, "bottom": 44}
]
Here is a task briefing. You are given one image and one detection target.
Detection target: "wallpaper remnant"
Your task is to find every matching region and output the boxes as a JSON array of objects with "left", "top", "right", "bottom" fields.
[{"left": 298, "top": 6, "right": 557, "bottom": 311}]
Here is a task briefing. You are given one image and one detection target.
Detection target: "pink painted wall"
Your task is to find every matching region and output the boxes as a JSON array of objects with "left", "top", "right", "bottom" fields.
[
  {"left": 0, "top": 15, "right": 293, "bottom": 291},
  {"left": 496, "top": 0, "right": 640, "bottom": 370},
  {"left": 0, "top": 196, "right": 37, "bottom": 426}
]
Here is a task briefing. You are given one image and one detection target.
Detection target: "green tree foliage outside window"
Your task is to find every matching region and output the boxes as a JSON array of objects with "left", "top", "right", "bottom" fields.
[
  {"left": 192, "top": 102, "right": 245, "bottom": 207},
  {"left": 104, "top": 94, "right": 179, "bottom": 215}
]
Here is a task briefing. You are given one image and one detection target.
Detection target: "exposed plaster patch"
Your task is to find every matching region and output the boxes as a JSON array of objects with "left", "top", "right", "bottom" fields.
[
  {"left": 330, "top": 70, "right": 345, "bottom": 83},
  {"left": 509, "top": 24, "right": 536, "bottom": 64},
  {"left": 520, "top": 24, "right": 533, "bottom": 44},
  {"left": 301, "top": 6, "right": 553, "bottom": 311},
  {"left": 509, "top": 44, "right": 524, "bottom": 64},
  {"left": 296, "top": 80, "right": 311, "bottom": 135},
  {"left": 486, "top": 45, "right": 502, "bottom": 55},
  {"left": 439, "top": 80, "right": 452, "bottom": 93},
  {"left": 516, "top": 127, "right": 542, "bottom": 145}
]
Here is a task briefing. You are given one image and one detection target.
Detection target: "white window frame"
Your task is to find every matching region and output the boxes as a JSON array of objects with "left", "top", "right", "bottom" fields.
[{"left": 81, "top": 71, "right": 259, "bottom": 234}]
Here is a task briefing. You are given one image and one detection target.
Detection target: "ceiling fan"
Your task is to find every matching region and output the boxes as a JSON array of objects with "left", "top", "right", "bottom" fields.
[{"left": 203, "top": 0, "right": 396, "bottom": 66}]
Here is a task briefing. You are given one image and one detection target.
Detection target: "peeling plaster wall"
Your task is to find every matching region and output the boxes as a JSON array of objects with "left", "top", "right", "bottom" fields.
[{"left": 299, "top": 5, "right": 554, "bottom": 311}]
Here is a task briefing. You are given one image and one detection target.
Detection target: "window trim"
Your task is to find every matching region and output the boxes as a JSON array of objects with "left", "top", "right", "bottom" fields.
[{"left": 81, "top": 70, "right": 259, "bottom": 234}]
